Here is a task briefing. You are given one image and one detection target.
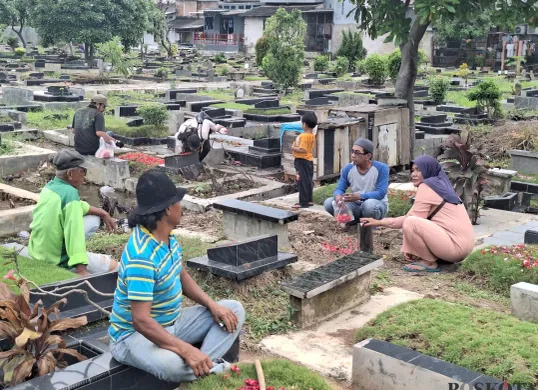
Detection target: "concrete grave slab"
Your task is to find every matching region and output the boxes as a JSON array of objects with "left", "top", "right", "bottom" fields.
[
  {"left": 0, "top": 142, "right": 56, "bottom": 176},
  {"left": 260, "top": 287, "right": 423, "bottom": 381}
]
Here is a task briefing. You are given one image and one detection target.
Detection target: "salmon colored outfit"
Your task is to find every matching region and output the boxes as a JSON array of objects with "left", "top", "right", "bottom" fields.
[{"left": 384, "top": 184, "right": 475, "bottom": 263}]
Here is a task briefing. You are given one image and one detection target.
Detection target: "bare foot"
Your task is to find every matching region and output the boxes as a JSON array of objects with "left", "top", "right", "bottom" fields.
[{"left": 403, "top": 259, "right": 440, "bottom": 272}]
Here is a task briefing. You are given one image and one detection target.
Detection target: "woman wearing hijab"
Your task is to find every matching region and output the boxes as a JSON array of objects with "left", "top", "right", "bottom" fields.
[{"left": 361, "top": 155, "right": 475, "bottom": 273}]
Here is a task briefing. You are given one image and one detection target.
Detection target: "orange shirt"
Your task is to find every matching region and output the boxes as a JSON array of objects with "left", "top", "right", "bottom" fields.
[{"left": 293, "top": 132, "right": 316, "bottom": 161}]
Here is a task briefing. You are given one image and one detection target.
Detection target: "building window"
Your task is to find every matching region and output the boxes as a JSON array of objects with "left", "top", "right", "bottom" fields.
[
  {"left": 205, "top": 16, "right": 214, "bottom": 30},
  {"left": 239, "top": 5, "right": 244, "bottom": 9},
  {"left": 245, "top": 5, "right": 251, "bottom": 8},
  {"left": 230, "top": 5, "right": 236, "bottom": 9}
]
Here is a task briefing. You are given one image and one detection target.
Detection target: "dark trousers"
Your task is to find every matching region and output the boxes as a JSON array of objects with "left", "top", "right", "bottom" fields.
[
  {"left": 199, "top": 139, "right": 211, "bottom": 161},
  {"left": 294, "top": 158, "right": 314, "bottom": 207}
]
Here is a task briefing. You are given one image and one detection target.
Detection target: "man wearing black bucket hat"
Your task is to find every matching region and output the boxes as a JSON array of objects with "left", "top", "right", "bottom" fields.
[{"left": 109, "top": 169, "right": 245, "bottom": 382}]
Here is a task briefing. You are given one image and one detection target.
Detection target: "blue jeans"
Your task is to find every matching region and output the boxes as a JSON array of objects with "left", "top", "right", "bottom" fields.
[
  {"left": 110, "top": 300, "right": 245, "bottom": 383},
  {"left": 324, "top": 197, "right": 388, "bottom": 220}
]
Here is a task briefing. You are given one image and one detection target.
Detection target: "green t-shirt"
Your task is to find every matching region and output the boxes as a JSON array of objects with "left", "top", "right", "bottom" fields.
[{"left": 29, "top": 177, "right": 91, "bottom": 269}]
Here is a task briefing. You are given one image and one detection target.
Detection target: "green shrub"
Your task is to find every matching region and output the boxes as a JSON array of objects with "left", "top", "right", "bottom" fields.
[
  {"left": 334, "top": 56, "right": 350, "bottom": 77},
  {"left": 336, "top": 30, "right": 367, "bottom": 70},
  {"left": 154, "top": 67, "right": 170, "bottom": 79},
  {"left": 214, "top": 52, "right": 227, "bottom": 64},
  {"left": 14, "top": 48, "right": 26, "bottom": 57},
  {"left": 19, "top": 57, "right": 35, "bottom": 63},
  {"left": 255, "top": 36, "right": 269, "bottom": 66},
  {"left": 355, "top": 58, "right": 367, "bottom": 74},
  {"left": 216, "top": 65, "right": 230, "bottom": 76},
  {"left": 171, "top": 44, "right": 178, "bottom": 57},
  {"left": 137, "top": 103, "right": 169, "bottom": 127},
  {"left": 468, "top": 79, "right": 503, "bottom": 118},
  {"left": 362, "top": 54, "right": 388, "bottom": 85},
  {"left": 6, "top": 37, "right": 18, "bottom": 50},
  {"left": 387, "top": 49, "right": 428, "bottom": 80},
  {"left": 313, "top": 55, "right": 329, "bottom": 72},
  {"left": 428, "top": 76, "right": 450, "bottom": 104}
]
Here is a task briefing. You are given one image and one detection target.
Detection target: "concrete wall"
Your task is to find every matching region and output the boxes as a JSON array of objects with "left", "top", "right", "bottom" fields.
[
  {"left": 244, "top": 17, "right": 264, "bottom": 54},
  {"left": 176, "top": 0, "right": 217, "bottom": 16}
]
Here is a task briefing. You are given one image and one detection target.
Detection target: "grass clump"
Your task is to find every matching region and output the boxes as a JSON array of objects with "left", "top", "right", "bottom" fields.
[
  {"left": 0, "top": 248, "right": 75, "bottom": 290},
  {"left": 356, "top": 299, "right": 538, "bottom": 387},
  {"left": 195, "top": 89, "right": 234, "bottom": 102},
  {"left": 106, "top": 124, "right": 169, "bottom": 138},
  {"left": 184, "top": 359, "right": 331, "bottom": 390},
  {"left": 514, "top": 172, "right": 538, "bottom": 185},
  {"left": 445, "top": 90, "right": 474, "bottom": 107},
  {"left": 244, "top": 75, "right": 267, "bottom": 81},
  {"left": 27, "top": 109, "right": 75, "bottom": 130},
  {"left": 211, "top": 102, "right": 253, "bottom": 111},
  {"left": 313, "top": 184, "right": 413, "bottom": 217},
  {"left": 461, "top": 245, "right": 538, "bottom": 295}
]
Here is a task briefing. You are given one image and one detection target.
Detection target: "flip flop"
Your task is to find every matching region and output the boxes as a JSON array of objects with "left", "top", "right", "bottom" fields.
[
  {"left": 292, "top": 204, "right": 301, "bottom": 209},
  {"left": 308, "top": 202, "right": 314, "bottom": 206},
  {"left": 402, "top": 263, "right": 441, "bottom": 273}
]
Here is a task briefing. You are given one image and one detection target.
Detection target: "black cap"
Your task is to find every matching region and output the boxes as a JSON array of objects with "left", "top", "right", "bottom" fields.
[
  {"left": 53, "top": 149, "right": 93, "bottom": 170},
  {"left": 132, "top": 169, "right": 187, "bottom": 215}
]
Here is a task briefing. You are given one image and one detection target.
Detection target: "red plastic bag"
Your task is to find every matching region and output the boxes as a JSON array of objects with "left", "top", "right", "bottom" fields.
[
  {"left": 332, "top": 199, "right": 355, "bottom": 225},
  {"left": 95, "top": 137, "right": 115, "bottom": 159}
]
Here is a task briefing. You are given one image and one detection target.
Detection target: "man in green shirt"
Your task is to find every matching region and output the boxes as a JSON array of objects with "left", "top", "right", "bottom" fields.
[{"left": 28, "top": 149, "right": 119, "bottom": 277}]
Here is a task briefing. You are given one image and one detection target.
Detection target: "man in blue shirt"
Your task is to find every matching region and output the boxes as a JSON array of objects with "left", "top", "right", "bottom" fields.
[
  {"left": 324, "top": 138, "right": 389, "bottom": 223},
  {"left": 109, "top": 169, "right": 245, "bottom": 382}
]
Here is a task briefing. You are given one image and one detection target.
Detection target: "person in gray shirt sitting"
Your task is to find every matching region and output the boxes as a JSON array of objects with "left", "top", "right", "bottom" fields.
[{"left": 324, "top": 138, "right": 389, "bottom": 223}]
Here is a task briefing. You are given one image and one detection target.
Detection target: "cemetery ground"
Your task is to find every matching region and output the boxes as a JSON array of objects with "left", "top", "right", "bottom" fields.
[{"left": 4, "top": 48, "right": 538, "bottom": 388}]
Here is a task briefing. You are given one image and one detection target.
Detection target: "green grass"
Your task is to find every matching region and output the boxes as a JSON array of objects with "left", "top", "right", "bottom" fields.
[
  {"left": 244, "top": 75, "right": 267, "bottom": 81},
  {"left": 356, "top": 299, "right": 538, "bottom": 387},
  {"left": 184, "top": 359, "right": 331, "bottom": 390},
  {"left": 195, "top": 89, "right": 234, "bottom": 102},
  {"left": 461, "top": 245, "right": 538, "bottom": 296},
  {"left": 312, "top": 184, "right": 413, "bottom": 217},
  {"left": 105, "top": 91, "right": 162, "bottom": 108},
  {"left": 453, "top": 281, "right": 510, "bottom": 305},
  {"left": 107, "top": 123, "right": 169, "bottom": 138},
  {"left": 445, "top": 90, "right": 474, "bottom": 107},
  {"left": 27, "top": 109, "right": 75, "bottom": 130},
  {"left": 0, "top": 248, "right": 76, "bottom": 290},
  {"left": 86, "top": 232, "right": 295, "bottom": 343},
  {"left": 210, "top": 102, "right": 252, "bottom": 111},
  {"left": 514, "top": 172, "right": 538, "bottom": 185},
  {"left": 281, "top": 90, "right": 304, "bottom": 107},
  {"left": 245, "top": 107, "right": 292, "bottom": 115}
]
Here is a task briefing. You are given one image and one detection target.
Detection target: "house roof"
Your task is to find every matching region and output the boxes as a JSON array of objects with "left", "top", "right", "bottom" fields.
[
  {"left": 242, "top": 4, "right": 331, "bottom": 17},
  {"left": 170, "top": 17, "right": 205, "bottom": 30}
]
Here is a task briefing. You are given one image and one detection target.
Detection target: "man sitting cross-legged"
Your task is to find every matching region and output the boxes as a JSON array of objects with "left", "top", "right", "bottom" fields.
[{"left": 109, "top": 169, "right": 245, "bottom": 382}]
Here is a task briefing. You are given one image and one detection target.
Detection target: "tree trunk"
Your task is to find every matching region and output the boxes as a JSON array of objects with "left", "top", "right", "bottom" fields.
[
  {"left": 68, "top": 42, "right": 74, "bottom": 56},
  {"left": 84, "top": 43, "right": 90, "bottom": 62},
  {"left": 12, "top": 24, "right": 26, "bottom": 49},
  {"left": 89, "top": 43, "right": 95, "bottom": 61},
  {"left": 394, "top": 20, "right": 429, "bottom": 162},
  {"left": 140, "top": 39, "right": 145, "bottom": 61}
]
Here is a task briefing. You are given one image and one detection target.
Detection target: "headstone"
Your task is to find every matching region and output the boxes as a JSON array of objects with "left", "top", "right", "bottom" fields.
[
  {"left": 2, "top": 87, "right": 34, "bottom": 105},
  {"left": 530, "top": 70, "right": 535, "bottom": 81},
  {"left": 235, "top": 88, "right": 245, "bottom": 98},
  {"left": 164, "top": 152, "right": 200, "bottom": 169}
]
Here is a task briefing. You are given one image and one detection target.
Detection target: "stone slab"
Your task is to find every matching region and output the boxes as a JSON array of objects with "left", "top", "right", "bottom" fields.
[
  {"left": 187, "top": 252, "right": 298, "bottom": 281},
  {"left": 213, "top": 198, "right": 298, "bottom": 224},
  {"left": 525, "top": 229, "right": 538, "bottom": 244},
  {"left": 207, "top": 234, "right": 278, "bottom": 266},
  {"left": 0, "top": 143, "right": 56, "bottom": 176},
  {"left": 509, "top": 149, "right": 538, "bottom": 175},
  {"left": 352, "top": 339, "right": 503, "bottom": 390},
  {"left": 281, "top": 252, "right": 383, "bottom": 299},
  {"left": 2, "top": 87, "right": 34, "bottom": 105},
  {"left": 164, "top": 152, "right": 200, "bottom": 169},
  {"left": 84, "top": 156, "right": 130, "bottom": 190},
  {"left": 511, "top": 282, "right": 538, "bottom": 323},
  {"left": 260, "top": 287, "right": 423, "bottom": 381},
  {"left": 473, "top": 208, "right": 538, "bottom": 242}
]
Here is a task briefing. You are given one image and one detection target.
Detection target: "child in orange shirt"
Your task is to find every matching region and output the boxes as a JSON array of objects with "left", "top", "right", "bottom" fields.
[{"left": 291, "top": 112, "right": 317, "bottom": 209}]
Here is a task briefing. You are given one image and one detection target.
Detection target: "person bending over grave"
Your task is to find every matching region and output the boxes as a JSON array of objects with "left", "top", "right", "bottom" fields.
[
  {"left": 108, "top": 169, "right": 245, "bottom": 383},
  {"left": 174, "top": 112, "right": 228, "bottom": 161},
  {"left": 72, "top": 94, "right": 116, "bottom": 156},
  {"left": 324, "top": 138, "right": 389, "bottom": 226},
  {"left": 28, "top": 149, "right": 119, "bottom": 277},
  {"left": 361, "top": 155, "right": 475, "bottom": 273}
]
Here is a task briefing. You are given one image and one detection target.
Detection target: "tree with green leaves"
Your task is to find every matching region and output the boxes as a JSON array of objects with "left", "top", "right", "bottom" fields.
[
  {"left": 0, "top": 0, "right": 33, "bottom": 48},
  {"left": 336, "top": 30, "right": 367, "bottom": 70},
  {"left": 150, "top": 0, "right": 175, "bottom": 58},
  {"left": 348, "top": 0, "right": 538, "bottom": 159},
  {"left": 33, "top": 0, "right": 156, "bottom": 60},
  {"left": 261, "top": 8, "right": 306, "bottom": 90}
]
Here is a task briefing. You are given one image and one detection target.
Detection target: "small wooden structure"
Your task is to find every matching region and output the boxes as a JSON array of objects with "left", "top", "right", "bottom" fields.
[
  {"left": 281, "top": 104, "right": 411, "bottom": 180},
  {"left": 281, "top": 117, "right": 364, "bottom": 181}
]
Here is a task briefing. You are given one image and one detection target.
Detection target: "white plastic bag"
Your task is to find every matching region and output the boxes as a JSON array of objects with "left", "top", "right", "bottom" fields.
[{"left": 95, "top": 137, "right": 115, "bottom": 159}]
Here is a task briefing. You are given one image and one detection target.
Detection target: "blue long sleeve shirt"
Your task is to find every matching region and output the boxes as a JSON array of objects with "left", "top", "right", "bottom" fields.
[{"left": 333, "top": 161, "right": 389, "bottom": 204}]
